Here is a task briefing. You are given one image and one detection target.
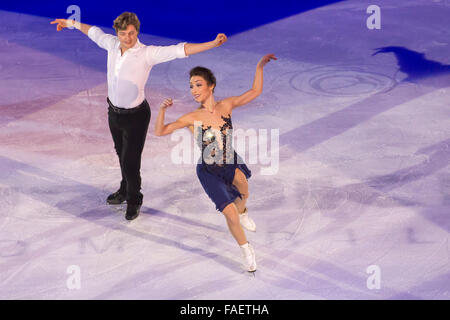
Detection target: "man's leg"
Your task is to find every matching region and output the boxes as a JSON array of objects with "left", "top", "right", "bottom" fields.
[
  {"left": 121, "top": 103, "right": 151, "bottom": 216},
  {"left": 107, "top": 109, "right": 127, "bottom": 203}
]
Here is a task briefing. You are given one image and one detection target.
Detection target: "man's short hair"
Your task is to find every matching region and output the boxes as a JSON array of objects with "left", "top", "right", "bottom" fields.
[{"left": 113, "top": 12, "right": 140, "bottom": 33}]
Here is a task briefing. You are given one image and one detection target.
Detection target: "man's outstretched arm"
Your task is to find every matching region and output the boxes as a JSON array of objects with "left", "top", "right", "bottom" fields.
[
  {"left": 50, "top": 19, "right": 117, "bottom": 51},
  {"left": 50, "top": 19, "right": 92, "bottom": 35},
  {"left": 184, "top": 33, "right": 227, "bottom": 56}
]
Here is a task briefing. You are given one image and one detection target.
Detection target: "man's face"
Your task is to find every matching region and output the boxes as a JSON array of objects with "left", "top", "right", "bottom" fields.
[{"left": 117, "top": 24, "right": 138, "bottom": 50}]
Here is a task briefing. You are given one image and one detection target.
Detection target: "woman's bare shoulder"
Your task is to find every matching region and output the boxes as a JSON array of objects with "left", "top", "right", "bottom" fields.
[
  {"left": 179, "top": 109, "right": 202, "bottom": 122},
  {"left": 185, "top": 110, "right": 203, "bottom": 132},
  {"left": 218, "top": 98, "right": 234, "bottom": 115}
]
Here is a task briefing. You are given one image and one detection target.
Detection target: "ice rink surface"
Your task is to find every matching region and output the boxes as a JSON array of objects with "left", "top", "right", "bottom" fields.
[{"left": 0, "top": 0, "right": 449, "bottom": 299}]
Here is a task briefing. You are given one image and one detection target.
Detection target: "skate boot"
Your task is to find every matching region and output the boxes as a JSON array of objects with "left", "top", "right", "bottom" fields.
[
  {"left": 125, "top": 204, "right": 141, "bottom": 221},
  {"left": 240, "top": 242, "right": 256, "bottom": 272},
  {"left": 106, "top": 191, "right": 126, "bottom": 205},
  {"left": 239, "top": 208, "right": 256, "bottom": 232}
]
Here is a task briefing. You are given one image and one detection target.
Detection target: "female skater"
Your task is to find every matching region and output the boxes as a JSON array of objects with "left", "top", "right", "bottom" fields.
[{"left": 155, "top": 54, "right": 277, "bottom": 272}]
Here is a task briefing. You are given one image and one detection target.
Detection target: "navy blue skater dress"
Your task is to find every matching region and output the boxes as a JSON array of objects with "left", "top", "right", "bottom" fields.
[{"left": 195, "top": 114, "right": 251, "bottom": 212}]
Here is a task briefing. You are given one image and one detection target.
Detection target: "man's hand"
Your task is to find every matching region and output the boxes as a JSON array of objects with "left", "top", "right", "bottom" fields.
[
  {"left": 160, "top": 98, "right": 173, "bottom": 110},
  {"left": 213, "top": 33, "right": 228, "bottom": 47},
  {"left": 257, "top": 54, "right": 277, "bottom": 69},
  {"left": 184, "top": 34, "right": 228, "bottom": 56},
  {"left": 50, "top": 19, "right": 75, "bottom": 31}
]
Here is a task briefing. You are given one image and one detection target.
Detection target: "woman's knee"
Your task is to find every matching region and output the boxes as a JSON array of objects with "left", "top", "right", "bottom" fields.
[
  {"left": 222, "top": 203, "right": 240, "bottom": 223},
  {"left": 233, "top": 170, "right": 248, "bottom": 192}
]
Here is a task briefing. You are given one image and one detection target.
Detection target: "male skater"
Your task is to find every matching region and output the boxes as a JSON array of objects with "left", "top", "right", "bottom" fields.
[{"left": 51, "top": 12, "right": 227, "bottom": 220}]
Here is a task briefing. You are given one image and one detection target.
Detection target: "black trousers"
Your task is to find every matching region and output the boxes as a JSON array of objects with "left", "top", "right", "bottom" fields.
[{"left": 108, "top": 100, "right": 151, "bottom": 205}]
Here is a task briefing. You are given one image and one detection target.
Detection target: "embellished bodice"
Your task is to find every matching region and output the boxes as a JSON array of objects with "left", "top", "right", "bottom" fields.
[{"left": 195, "top": 114, "right": 235, "bottom": 166}]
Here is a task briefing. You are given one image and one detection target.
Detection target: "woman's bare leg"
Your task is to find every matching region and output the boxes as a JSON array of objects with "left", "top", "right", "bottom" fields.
[
  {"left": 223, "top": 200, "right": 256, "bottom": 272},
  {"left": 222, "top": 202, "right": 247, "bottom": 245},
  {"left": 232, "top": 168, "right": 249, "bottom": 213}
]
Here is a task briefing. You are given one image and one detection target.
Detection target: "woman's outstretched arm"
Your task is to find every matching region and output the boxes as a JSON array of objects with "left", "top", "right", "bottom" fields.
[
  {"left": 225, "top": 54, "right": 277, "bottom": 110},
  {"left": 155, "top": 98, "right": 190, "bottom": 136}
]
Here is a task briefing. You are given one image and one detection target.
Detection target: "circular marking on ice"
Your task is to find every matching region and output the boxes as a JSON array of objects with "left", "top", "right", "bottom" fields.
[{"left": 290, "top": 65, "right": 398, "bottom": 97}]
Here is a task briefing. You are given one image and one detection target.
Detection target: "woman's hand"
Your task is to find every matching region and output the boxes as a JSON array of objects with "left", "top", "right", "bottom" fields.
[
  {"left": 213, "top": 33, "right": 228, "bottom": 47},
  {"left": 160, "top": 98, "right": 173, "bottom": 110},
  {"left": 50, "top": 19, "right": 75, "bottom": 31},
  {"left": 257, "top": 54, "right": 277, "bottom": 69}
]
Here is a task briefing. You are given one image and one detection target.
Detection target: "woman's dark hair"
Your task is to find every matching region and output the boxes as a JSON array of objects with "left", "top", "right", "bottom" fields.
[{"left": 189, "top": 66, "right": 216, "bottom": 92}]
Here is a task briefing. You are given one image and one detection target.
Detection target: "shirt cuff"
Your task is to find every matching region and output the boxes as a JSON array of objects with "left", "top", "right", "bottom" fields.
[
  {"left": 178, "top": 42, "right": 188, "bottom": 58},
  {"left": 87, "top": 26, "right": 100, "bottom": 41}
]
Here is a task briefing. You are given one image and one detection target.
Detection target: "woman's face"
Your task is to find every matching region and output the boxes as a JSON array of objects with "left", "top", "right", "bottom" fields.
[{"left": 190, "top": 76, "right": 214, "bottom": 103}]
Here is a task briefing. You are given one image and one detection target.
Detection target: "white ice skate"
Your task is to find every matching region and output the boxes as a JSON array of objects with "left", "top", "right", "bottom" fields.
[
  {"left": 239, "top": 208, "right": 256, "bottom": 232},
  {"left": 240, "top": 242, "right": 256, "bottom": 272}
]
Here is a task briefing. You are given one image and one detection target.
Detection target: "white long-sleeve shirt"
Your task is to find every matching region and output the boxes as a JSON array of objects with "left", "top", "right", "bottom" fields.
[{"left": 87, "top": 26, "right": 187, "bottom": 108}]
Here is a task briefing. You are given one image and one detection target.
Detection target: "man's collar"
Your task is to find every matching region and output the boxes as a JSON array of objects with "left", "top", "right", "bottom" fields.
[
  {"left": 117, "top": 39, "right": 144, "bottom": 53},
  {"left": 130, "top": 39, "right": 144, "bottom": 50}
]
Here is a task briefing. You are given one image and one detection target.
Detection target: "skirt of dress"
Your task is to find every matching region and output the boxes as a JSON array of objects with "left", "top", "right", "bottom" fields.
[{"left": 196, "top": 154, "right": 251, "bottom": 212}]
